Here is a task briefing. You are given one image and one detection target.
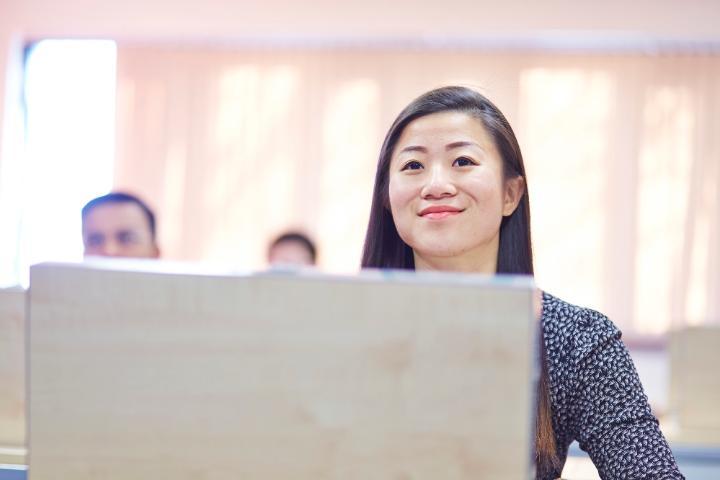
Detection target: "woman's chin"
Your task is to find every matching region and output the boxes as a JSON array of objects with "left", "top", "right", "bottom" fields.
[{"left": 413, "top": 245, "right": 468, "bottom": 263}]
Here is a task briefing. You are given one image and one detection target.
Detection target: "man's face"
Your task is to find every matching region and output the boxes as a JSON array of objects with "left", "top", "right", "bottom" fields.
[
  {"left": 82, "top": 202, "right": 159, "bottom": 258},
  {"left": 268, "top": 240, "right": 315, "bottom": 267}
]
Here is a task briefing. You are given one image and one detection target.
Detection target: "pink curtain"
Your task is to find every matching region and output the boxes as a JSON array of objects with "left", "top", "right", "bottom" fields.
[{"left": 114, "top": 46, "right": 720, "bottom": 337}]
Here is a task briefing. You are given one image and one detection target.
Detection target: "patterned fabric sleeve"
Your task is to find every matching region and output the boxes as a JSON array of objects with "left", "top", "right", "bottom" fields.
[{"left": 567, "top": 310, "right": 685, "bottom": 480}]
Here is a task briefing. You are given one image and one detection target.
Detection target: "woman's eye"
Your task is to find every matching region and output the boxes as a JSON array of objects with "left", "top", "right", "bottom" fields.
[
  {"left": 453, "top": 156, "right": 477, "bottom": 167},
  {"left": 401, "top": 161, "right": 423, "bottom": 171}
]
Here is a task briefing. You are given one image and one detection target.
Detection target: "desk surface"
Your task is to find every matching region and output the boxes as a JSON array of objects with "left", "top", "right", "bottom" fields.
[{"left": 4, "top": 444, "right": 720, "bottom": 480}]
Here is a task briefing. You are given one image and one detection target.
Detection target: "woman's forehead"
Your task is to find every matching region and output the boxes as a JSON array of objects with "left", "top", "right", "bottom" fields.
[
  {"left": 397, "top": 111, "right": 491, "bottom": 147},
  {"left": 392, "top": 111, "right": 495, "bottom": 160}
]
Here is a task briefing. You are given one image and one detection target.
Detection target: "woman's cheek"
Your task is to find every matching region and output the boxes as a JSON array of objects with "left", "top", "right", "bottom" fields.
[
  {"left": 388, "top": 178, "right": 418, "bottom": 245},
  {"left": 389, "top": 176, "right": 411, "bottom": 203},
  {"left": 467, "top": 174, "right": 506, "bottom": 215},
  {"left": 388, "top": 178, "right": 416, "bottom": 217}
]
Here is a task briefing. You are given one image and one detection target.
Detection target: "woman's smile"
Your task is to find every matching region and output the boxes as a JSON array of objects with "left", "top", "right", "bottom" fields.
[{"left": 418, "top": 205, "right": 464, "bottom": 219}]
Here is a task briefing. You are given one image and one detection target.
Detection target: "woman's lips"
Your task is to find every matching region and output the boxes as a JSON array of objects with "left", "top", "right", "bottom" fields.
[{"left": 419, "top": 205, "right": 463, "bottom": 219}]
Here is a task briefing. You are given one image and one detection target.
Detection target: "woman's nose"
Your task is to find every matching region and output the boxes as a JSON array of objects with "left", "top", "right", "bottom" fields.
[{"left": 421, "top": 164, "right": 457, "bottom": 199}]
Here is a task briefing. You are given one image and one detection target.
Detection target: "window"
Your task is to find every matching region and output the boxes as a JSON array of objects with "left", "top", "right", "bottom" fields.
[{"left": 0, "top": 39, "right": 117, "bottom": 287}]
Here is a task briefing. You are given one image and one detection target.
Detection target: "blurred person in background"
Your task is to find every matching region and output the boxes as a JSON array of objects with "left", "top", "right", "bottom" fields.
[
  {"left": 267, "top": 231, "right": 316, "bottom": 267},
  {"left": 81, "top": 192, "right": 160, "bottom": 259}
]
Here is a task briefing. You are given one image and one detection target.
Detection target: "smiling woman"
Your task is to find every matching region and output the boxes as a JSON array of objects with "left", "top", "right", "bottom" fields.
[
  {"left": 362, "top": 86, "right": 533, "bottom": 276},
  {"left": 361, "top": 86, "right": 685, "bottom": 480},
  {"left": 389, "top": 111, "right": 525, "bottom": 273}
]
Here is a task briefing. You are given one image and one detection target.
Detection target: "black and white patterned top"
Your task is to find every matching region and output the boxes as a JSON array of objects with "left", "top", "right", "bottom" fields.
[{"left": 541, "top": 292, "right": 684, "bottom": 480}]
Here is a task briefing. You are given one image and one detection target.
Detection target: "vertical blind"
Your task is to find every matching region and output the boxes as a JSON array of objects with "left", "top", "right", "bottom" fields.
[{"left": 114, "top": 47, "right": 720, "bottom": 337}]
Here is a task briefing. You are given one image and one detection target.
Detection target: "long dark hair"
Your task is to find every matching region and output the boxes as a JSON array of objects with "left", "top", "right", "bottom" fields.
[{"left": 361, "top": 86, "right": 557, "bottom": 476}]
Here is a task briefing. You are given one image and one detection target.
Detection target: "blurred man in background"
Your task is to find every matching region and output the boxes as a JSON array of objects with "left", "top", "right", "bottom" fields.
[
  {"left": 81, "top": 192, "right": 160, "bottom": 259},
  {"left": 267, "top": 231, "right": 316, "bottom": 267}
]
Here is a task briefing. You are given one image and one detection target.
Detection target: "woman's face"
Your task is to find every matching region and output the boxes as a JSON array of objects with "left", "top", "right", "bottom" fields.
[{"left": 388, "top": 111, "right": 523, "bottom": 272}]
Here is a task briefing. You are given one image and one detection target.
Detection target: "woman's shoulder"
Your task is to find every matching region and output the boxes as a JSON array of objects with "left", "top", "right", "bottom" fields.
[
  {"left": 541, "top": 293, "right": 683, "bottom": 478},
  {"left": 540, "top": 291, "right": 621, "bottom": 361}
]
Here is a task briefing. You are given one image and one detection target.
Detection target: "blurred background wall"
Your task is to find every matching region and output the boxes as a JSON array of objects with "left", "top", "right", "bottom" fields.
[{"left": 0, "top": 0, "right": 719, "bottom": 338}]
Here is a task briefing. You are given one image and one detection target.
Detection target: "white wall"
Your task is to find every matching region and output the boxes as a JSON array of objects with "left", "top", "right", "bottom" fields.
[
  {"left": 1, "top": 0, "right": 719, "bottom": 239},
  {"left": 4, "top": 0, "right": 720, "bottom": 41}
]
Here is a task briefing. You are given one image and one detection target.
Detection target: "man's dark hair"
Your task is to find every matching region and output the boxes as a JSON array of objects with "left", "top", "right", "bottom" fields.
[
  {"left": 81, "top": 192, "right": 157, "bottom": 239},
  {"left": 270, "top": 232, "right": 317, "bottom": 263}
]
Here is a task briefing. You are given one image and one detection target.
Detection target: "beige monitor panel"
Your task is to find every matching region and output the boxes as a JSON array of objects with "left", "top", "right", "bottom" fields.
[
  {"left": 0, "top": 287, "right": 26, "bottom": 463},
  {"left": 668, "top": 326, "right": 720, "bottom": 446},
  {"left": 28, "top": 262, "right": 536, "bottom": 479}
]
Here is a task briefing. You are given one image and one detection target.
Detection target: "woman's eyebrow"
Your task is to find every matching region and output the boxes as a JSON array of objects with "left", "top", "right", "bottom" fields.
[
  {"left": 398, "top": 145, "right": 427, "bottom": 154},
  {"left": 398, "top": 141, "right": 484, "bottom": 154},
  {"left": 445, "top": 140, "right": 483, "bottom": 151}
]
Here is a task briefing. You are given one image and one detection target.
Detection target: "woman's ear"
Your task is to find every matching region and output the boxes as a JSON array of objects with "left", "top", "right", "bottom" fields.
[{"left": 502, "top": 175, "right": 525, "bottom": 216}]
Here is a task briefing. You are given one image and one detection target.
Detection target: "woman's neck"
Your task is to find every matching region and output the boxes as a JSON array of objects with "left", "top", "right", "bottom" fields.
[{"left": 413, "top": 246, "right": 498, "bottom": 274}]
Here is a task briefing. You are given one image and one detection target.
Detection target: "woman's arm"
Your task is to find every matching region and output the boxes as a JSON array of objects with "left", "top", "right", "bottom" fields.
[{"left": 569, "top": 332, "right": 684, "bottom": 479}]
